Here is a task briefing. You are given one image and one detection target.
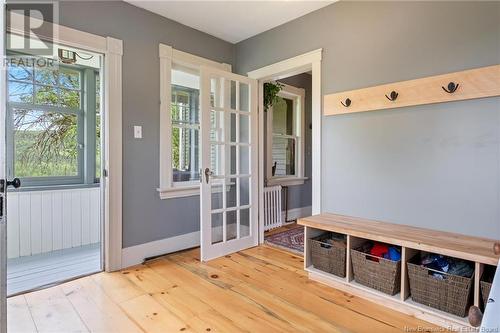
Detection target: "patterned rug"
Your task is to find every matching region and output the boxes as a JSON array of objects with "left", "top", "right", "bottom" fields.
[{"left": 264, "top": 226, "right": 304, "bottom": 255}]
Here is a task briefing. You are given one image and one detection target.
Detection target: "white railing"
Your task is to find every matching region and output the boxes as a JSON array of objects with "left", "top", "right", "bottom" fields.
[
  {"left": 263, "top": 185, "right": 282, "bottom": 231},
  {"left": 7, "top": 187, "right": 101, "bottom": 259}
]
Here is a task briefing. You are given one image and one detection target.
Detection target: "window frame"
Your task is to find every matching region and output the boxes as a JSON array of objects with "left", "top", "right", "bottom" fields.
[
  {"left": 266, "top": 83, "right": 307, "bottom": 187},
  {"left": 158, "top": 44, "right": 231, "bottom": 199},
  {"left": 6, "top": 57, "right": 100, "bottom": 188}
]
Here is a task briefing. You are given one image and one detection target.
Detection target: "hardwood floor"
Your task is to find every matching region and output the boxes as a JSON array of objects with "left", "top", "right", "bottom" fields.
[{"left": 7, "top": 245, "right": 439, "bottom": 333}]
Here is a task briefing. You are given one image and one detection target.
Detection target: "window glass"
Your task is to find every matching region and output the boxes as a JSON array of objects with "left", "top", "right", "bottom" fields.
[
  {"left": 8, "top": 62, "right": 33, "bottom": 82},
  {"left": 59, "top": 68, "right": 81, "bottom": 89},
  {"left": 270, "top": 94, "right": 299, "bottom": 178},
  {"left": 8, "top": 81, "right": 33, "bottom": 103},
  {"left": 272, "top": 136, "right": 296, "bottom": 177},
  {"left": 6, "top": 55, "right": 100, "bottom": 186},
  {"left": 272, "top": 97, "right": 294, "bottom": 135},
  {"left": 95, "top": 73, "right": 101, "bottom": 180},
  {"left": 34, "top": 85, "right": 58, "bottom": 106},
  {"left": 171, "top": 66, "right": 200, "bottom": 183},
  {"left": 12, "top": 108, "right": 78, "bottom": 177}
]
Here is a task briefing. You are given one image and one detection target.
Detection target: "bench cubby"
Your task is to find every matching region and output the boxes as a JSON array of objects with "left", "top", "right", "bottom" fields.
[
  {"left": 300, "top": 213, "right": 499, "bottom": 330},
  {"left": 309, "top": 231, "right": 346, "bottom": 278}
]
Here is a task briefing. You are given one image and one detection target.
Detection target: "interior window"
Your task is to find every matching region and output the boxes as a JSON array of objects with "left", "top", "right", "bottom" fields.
[
  {"left": 272, "top": 96, "right": 296, "bottom": 177},
  {"left": 171, "top": 65, "right": 200, "bottom": 183}
]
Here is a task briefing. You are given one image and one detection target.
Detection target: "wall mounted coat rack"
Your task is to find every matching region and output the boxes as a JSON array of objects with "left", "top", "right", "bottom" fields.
[{"left": 324, "top": 65, "right": 500, "bottom": 116}]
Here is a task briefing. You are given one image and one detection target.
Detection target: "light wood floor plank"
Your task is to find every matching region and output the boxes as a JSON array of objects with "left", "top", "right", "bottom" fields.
[
  {"left": 7, "top": 295, "right": 38, "bottom": 333},
  {"left": 60, "top": 277, "right": 144, "bottom": 333},
  {"left": 24, "top": 286, "right": 89, "bottom": 333},
  {"left": 9, "top": 245, "right": 440, "bottom": 333},
  {"left": 91, "top": 271, "right": 145, "bottom": 304},
  {"left": 148, "top": 259, "right": 292, "bottom": 332},
  {"left": 119, "top": 294, "right": 194, "bottom": 333}
]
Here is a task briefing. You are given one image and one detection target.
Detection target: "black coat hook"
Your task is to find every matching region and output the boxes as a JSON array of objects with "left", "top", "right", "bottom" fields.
[
  {"left": 385, "top": 91, "right": 398, "bottom": 101},
  {"left": 341, "top": 98, "right": 351, "bottom": 107},
  {"left": 442, "top": 82, "right": 459, "bottom": 93}
]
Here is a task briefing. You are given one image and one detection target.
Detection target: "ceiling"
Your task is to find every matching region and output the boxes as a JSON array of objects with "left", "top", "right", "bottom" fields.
[{"left": 125, "top": 1, "right": 335, "bottom": 43}]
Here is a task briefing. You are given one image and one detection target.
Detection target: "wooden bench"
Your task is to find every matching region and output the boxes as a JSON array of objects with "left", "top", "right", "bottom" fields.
[{"left": 298, "top": 213, "right": 500, "bottom": 330}]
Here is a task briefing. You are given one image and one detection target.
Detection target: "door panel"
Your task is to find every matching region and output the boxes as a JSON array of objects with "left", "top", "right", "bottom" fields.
[{"left": 200, "top": 67, "right": 258, "bottom": 261}]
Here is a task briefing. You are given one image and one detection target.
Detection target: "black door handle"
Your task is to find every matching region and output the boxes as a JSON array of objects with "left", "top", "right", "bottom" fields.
[
  {"left": 1, "top": 178, "right": 21, "bottom": 192},
  {"left": 7, "top": 178, "right": 21, "bottom": 188}
]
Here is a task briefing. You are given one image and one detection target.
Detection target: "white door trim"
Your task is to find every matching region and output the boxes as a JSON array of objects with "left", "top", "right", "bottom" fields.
[
  {"left": 1, "top": 2, "right": 7, "bottom": 332},
  {"left": 6, "top": 12, "right": 123, "bottom": 271},
  {"left": 248, "top": 49, "right": 322, "bottom": 244}
]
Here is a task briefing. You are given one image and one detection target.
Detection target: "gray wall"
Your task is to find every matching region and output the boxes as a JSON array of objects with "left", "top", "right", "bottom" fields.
[
  {"left": 276, "top": 73, "right": 312, "bottom": 211},
  {"left": 57, "top": 1, "right": 234, "bottom": 248},
  {"left": 235, "top": 1, "right": 500, "bottom": 239}
]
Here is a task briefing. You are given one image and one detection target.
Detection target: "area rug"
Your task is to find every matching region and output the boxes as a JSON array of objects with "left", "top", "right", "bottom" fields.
[{"left": 265, "top": 226, "right": 304, "bottom": 255}]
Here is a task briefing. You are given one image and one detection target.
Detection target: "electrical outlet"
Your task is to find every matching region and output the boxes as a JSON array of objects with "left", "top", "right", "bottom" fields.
[{"left": 134, "top": 126, "right": 142, "bottom": 139}]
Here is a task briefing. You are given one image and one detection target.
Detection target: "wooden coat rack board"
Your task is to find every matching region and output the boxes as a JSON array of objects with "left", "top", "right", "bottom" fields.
[{"left": 324, "top": 65, "right": 500, "bottom": 116}]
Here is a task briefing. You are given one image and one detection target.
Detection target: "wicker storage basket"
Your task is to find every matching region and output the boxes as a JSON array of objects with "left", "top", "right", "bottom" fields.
[
  {"left": 407, "top": 255, "right": 474, "bottom": 317},
  {"left": 481, "top": 280, "right": 492, "bottom": 308},
  {"left": 310, "top": 233, "right": 346, "bottom": 278},
  {"left": 350, "top": 243, "right": 401, "bottom": 295},
  {"left": 480, "top": 266, "right": 495, "bottom": 308}
]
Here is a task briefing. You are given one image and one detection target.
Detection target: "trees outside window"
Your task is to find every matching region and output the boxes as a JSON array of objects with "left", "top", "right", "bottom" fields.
[{"left": 7, "top": 57, "right": 100, "bottom": 186}]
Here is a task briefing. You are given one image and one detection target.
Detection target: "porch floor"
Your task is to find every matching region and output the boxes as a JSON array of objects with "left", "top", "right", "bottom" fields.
[{"left": 7, "top": 244, "right": 101, "bottom": 296}]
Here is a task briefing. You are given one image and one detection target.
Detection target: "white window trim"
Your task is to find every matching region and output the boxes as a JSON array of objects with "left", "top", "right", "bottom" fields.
[
  {"left": 266, "top": 83, "right": 307, "bottom": 187},
  {"left": 158, "top": 44, "right": 231, "bottom": 199}
]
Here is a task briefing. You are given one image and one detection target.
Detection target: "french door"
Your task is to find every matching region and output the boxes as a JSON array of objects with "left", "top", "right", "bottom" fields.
[{"left": 200, "top": 66, "right": 258, "bottom": 261}]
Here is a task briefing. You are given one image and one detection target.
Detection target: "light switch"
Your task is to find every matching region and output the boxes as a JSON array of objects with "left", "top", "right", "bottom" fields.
[{"left": 134, "top": 126, "right": 142, "bottom": 139}]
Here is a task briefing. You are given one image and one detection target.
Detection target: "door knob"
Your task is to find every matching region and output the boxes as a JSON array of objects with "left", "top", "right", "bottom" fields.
[
  {"left": 204, "top": 168, "right": 213, "bottom": 184},
  {"left": 0, "top": 178, "right": 21, "bottom": 192},
  {"left": 7, "top": 178, "right": 21, "bottom": 189}
]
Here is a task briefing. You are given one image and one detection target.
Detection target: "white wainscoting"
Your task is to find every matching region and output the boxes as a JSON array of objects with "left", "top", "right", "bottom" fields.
[{"left": 7, "top": 187, "right": 101, "bottom": 259}]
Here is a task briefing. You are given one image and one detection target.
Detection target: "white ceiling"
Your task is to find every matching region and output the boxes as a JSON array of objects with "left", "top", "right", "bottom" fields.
[{"left": 125, "top": 1, "right": 335, "bottom": 43}]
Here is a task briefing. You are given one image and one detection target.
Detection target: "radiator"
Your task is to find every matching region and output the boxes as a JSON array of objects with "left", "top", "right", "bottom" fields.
[{"left": 263, "top": 185, "right": 282, "bottom": 231}]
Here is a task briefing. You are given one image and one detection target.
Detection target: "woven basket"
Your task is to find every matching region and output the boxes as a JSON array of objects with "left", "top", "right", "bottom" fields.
[
  {"left": 480, "top": 266, "right": 495, "bottom": 308},
  {"left": 407, "top": 256, "right": 473, "bottom": 317},
  {"left": 480, "top": 280, "right": 492, "bottom": 308},
  {"left": 350, "top": 244, "right": 401, "bottom": 295},
  {"left": 310, "top": 233, "right": 346, "bottom": 278}
]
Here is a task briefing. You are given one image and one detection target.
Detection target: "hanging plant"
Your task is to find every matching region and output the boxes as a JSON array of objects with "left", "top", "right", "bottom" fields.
[{"left": 263, "top": 81, "right": 284, "bottom": 111}]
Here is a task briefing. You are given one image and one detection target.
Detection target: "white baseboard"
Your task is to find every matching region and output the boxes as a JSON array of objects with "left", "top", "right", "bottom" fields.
[
  {"left": 282, "top": 205, "right": 312, "bottom": 222},
  {"left": 121, "top": 231, "right": 200, "bottom": 269}
]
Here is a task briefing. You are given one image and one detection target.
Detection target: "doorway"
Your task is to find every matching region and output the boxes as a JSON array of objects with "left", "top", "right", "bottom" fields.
[
  {"left": 5, "top": 41, "right": 104, "bottom": 295},
  {"left": 247, "top": 49, "right": 322, "bottom": 251},
  {"left": 262, "top": 75, "right": 312, "bottom": 255}
]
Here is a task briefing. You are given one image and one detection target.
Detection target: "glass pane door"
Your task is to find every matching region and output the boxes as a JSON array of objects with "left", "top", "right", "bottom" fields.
[{"left": 200, "top": 67, "right": 258, "bottom": 261}]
